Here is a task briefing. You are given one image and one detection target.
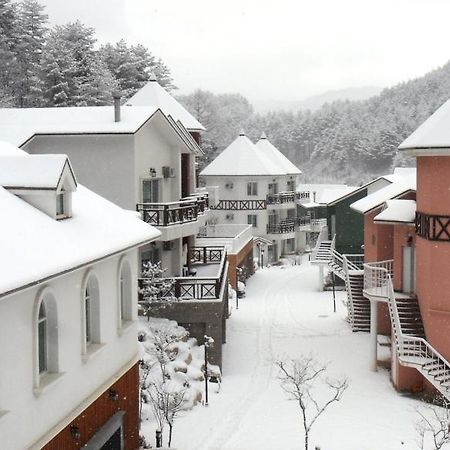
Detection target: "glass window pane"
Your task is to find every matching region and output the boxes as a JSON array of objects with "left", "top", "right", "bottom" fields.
[{"left": 38, "top": 318, "right": 47, "bottom": 373}]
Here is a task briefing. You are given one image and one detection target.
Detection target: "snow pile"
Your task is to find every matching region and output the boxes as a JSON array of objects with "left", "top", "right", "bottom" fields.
[{"left": 138, "top": 317, "right": 221, "bottom": 447}]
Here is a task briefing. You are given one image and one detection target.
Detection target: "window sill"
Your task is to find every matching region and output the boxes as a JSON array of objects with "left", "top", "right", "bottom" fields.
[
  {"left": 118, "top": 320, "right": 135, "bottom": 337},
  {"left": 82, "top": 343, "right": 106, "bottom": 363},
  {"left": 34, "top": 371, "right": 65, "bottom": 396}
]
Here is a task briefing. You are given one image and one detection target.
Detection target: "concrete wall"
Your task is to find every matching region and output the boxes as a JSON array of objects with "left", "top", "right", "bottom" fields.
[{"left": 0, "top": 249, "right": 140, "bottom": 449}]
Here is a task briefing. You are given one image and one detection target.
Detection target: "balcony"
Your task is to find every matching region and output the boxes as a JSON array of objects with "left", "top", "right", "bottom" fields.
[
  {"left": 136, "top": 193, "right": 209, "bottom": 240},
  {"left": 266, "top": 191, "right": 309, "bottom": 207},
  {"left": 138, "top": 246, "right": 228, "bottom": 301},
  {"left": 363, "top": 260, "right": 393, "bottom": 301},
  {"left": 196, "top": 224, "right": 253, "bottom": 255},
  {"left": 267, "top": 219, "right": 297, "bottom": 234}
]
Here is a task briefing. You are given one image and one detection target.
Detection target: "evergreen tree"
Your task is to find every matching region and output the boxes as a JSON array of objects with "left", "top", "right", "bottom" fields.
[
  {"left": 0, "top": 0, "right": 18, "bottom": 97},
  {"left": 13, "top": 0, "right": 48, "bottom": 107}
]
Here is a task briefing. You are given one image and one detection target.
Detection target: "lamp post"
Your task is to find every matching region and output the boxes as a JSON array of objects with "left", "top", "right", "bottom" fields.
[{"left": 204, "top": 335, "right": 214, "bottom": 406}]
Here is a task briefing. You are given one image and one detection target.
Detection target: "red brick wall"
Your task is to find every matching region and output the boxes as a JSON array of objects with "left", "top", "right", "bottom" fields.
[
  {"left": 364, "top": 209, "right": 394, "bottom": 263},
  {"left": 43, "top": 363, "right": 139, "bottom": 450}
]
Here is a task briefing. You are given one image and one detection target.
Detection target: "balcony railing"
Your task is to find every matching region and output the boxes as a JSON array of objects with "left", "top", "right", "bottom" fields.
[
  {"left": 363, "top": 259, "right": 394, "bottom": 299},
  {"left": 136, "top": 193, "right": 208, "bottom": 227},
  {"left": 267, "top": 219, "right": 296, "bottom": 234},
  {"left": 138, "top": 246, "right": 228, "bottom": 301},
  {"left": 197, "top": 224, "right": 253, "bottom": 254},
  {"left": 212, "top": 199, "right": 266, "bottom": 210}
]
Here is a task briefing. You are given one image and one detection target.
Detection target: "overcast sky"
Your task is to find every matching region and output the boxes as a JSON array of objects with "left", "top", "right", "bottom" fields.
[{"left": 39, "top": 0, "right": 450, "bottom": 104}]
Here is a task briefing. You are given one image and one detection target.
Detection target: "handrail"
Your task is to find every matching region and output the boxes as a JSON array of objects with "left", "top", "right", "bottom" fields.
[
  {"left": 311, "top": 225, "right": 329, "bottom": 261},
  {"left": 363, "top": 260, "right": 393, "bottom": 298}
]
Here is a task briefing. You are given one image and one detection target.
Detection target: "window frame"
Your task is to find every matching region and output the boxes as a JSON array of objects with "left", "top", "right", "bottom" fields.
[
  {"left": 33, "top": 287, "right": 61, "bottom": 394},
  {"left": 118, "top": 257, "right": 133, "bottom": 333},
  {"left": 247, "top": 181, "right": 258, "bottom": 196},
  {"left": 247, "top": 214, "right": 258, "bottom": 228}
]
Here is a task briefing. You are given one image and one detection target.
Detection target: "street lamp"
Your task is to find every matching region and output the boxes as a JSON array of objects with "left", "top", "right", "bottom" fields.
[{"left": 204, "top": 335, "right": 214, "bottom": 406}]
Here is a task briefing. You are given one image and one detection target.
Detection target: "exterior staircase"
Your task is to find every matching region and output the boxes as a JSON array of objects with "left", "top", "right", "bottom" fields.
[
  {"left": 386, "top": 276, "right": 450, "bottom": 400},
  {"left": 311, "top": 228, "right": 369, "bottom": 332},
  {"left": 345, "top": 268, "right": 370, "bottom": 332}
]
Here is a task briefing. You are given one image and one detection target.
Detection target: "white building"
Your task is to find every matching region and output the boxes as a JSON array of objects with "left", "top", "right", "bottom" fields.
[
  {"left": 200, "top": 131, "right": 304, "bottom": 262},
  {"left": 0, "top": 143, "right": 160, "bottom": 449},
  {"left": 0, "top": 85, "right": 206, "bottom": 278}
]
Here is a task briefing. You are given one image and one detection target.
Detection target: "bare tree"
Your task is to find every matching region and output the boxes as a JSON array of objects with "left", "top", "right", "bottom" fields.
[
  {"left": 276, "top": 356, "right": 349, "bottom": 450},
  {"left": 416, "top": 398, "right": 450, "bottom": 450}
]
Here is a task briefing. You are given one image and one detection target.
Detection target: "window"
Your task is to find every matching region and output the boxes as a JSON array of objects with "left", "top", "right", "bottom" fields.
[
  {"left": 82, "top": 274, "right": 101, "bottom": 356},
  {"left": 248, "top": 214, "right": 257, "bottom": 228},
  {"left": 286, "top": 180, "right": 295, "bottom": 192},
  {"left": 143, "top": 179, "right": 160, "bottom": 203},
  {"left": 247, "top": 182, "right": 258, "bottom": 196},
  {"left": 118, "top": 259, "right": 133, "bottom": 329},
  {"left": 34, "top": 289, "right": 60, "bottom": 392},
  {"left": 285, "top": 238, "right": 296, "bottom": 253},
  {"left": 268, "top": 183, "right": 278, "bottom": 195},
  {"left": 38, "top": 302, "right": 47, "bottom": 374}
]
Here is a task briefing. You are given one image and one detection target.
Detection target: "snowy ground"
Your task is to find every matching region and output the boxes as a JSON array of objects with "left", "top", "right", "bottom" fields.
[{"left": 159, "top": 263, "right": 426, "bottom": 450}]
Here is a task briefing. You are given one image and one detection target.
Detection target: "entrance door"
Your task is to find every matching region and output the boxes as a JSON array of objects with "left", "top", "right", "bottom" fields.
[
  {"left": 142, "top": 179, "right": 160, "bottom": 203},
  {"left": 402, "top": 246, "right": 416, "bottom": 294}
]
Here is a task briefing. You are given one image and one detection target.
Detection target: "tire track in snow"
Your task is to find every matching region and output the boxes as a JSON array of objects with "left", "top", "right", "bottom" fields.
[{"left": 196, "top": 270, "right": 281, "bottom": 450}]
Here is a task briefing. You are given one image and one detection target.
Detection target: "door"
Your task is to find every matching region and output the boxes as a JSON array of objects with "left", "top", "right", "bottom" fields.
[
  {"left": 402, "top": 246, "right": 416, "bottom": 294},
  {"left": 268, "top": 183, "right": 278, "bottom": 195},
  {"left": 142, "top": 179, "right": 160, "bottom": 203}
]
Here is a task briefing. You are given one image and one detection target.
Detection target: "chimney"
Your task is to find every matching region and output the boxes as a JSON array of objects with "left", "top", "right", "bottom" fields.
[{"left": 113, "top": 92, "right": 121, "bottom": 122}]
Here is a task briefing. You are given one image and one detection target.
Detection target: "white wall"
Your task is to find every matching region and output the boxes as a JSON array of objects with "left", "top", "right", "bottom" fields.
[
  {"left": 0, "top": 249, "right": 140, "bottom": 450},
  {"left": 24, "top": 135, "right": 136, "bottom": 210}
]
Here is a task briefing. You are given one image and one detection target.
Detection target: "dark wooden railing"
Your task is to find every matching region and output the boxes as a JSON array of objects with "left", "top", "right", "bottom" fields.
[
  {"left": 267, "top": 220, "right": 296, "bottom": 234},
  {"left": 191, "top": 246, "right": 225, "bottom": 264},
  {"left": 212, "top": 199, "right": 266, "bottom": 210},
  {"left": 136, "top": 193, "right": 208, "bottom": 226},
  {"left": 267, "top": 191, "right": 309, "bottom": 205},
  {"left": 138, "top": 246, "right": 228, "bottom": 301},
  {"left": 416, "top": 211, "right": 450, "bottom": 241}
]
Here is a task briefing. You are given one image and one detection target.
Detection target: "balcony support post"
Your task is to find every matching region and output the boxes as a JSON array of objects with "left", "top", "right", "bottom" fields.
[
  {"left": 370, "top": 299, "right": 378, "bottom": 372},
  {"left": 318, "top": 266, "right": 324, "bottom": 291}
]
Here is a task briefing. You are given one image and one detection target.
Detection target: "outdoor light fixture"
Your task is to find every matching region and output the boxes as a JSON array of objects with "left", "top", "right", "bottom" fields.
[
  {"left": 70, "top": 425, "right": 81, "bottom": 440},
  {"left": 149, "top": 167, "right": 157, "bottom": 177},
  {"left": 108, "top": 389, "right": 119, "bottom": 401}
]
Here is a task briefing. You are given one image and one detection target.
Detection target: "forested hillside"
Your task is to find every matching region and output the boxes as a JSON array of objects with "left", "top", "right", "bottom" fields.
[
  {"left": 0, "top": 0, "right": 175, "bottom": 108},
  {"left": 179, "top": 64, "right": 450, "bottom": 183}
]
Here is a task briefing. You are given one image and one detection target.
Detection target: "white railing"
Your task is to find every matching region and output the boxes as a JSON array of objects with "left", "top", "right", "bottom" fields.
[
  {"left": 386, "top": 276, "right": 450, "bottom": 398},
  {"left": 363, "top": 259, "right": 393, "bottom": 299},
  {"left": 343, "top": 254, "right": 364, "bottom": 271},
  {"left": 311, "top": 225, "right": 329, "bottom": 261},
  {"left": 196, "top": 224, "right": 252, "bottom": 254}
]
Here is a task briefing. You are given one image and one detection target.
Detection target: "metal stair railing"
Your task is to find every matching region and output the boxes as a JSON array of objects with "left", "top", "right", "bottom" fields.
[
  {"left": 363, "top": 260, "right": 393, "bottom": 299},
  {"left": 385, "top": 274, "right": 450, "bottom": 399},
  {"left": 311, "top": 225, "right": 329, "bottom": 262}
]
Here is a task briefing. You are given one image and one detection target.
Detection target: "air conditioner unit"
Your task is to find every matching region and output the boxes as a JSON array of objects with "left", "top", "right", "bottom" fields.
[
  {"left": 163, "top": 241, "right": 175, "bottom": 251},
  {"left": 225, "top": 213, "right": 234, "bottom": 221},
  {"left": 162, "top": 166, "right": 175, "bottom": 178},
  {"left": 225, "top": 182, "right": 234, "bottom": 189}
]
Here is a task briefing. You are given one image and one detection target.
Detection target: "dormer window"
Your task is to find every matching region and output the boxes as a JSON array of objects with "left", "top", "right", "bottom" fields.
[{"left": 56, "top": 192, "right": 65, "bottom": 217}]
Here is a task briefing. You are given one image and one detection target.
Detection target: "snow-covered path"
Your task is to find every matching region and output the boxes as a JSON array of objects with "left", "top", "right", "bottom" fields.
[{"left": 172, "top": 263, "right": 422, "bottom": 450}]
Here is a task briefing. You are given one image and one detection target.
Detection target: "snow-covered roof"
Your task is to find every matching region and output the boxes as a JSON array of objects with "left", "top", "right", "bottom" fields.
[
  {"left": 318, "top": 186, "right": 358, "bottom": 205},
  {"left": 0, "top": 105, "right": 159, "bottom": 147},
  {"left": 255, "top": 133, "right": 301, "bottom": 175},
  {"left": 350, "top": 173, "right": 416, "bottom": 214},
  {"left": 0, "top": 141, "right": 28, "bottom": 156},
  {"left": 374, "top": 199, "right": 416, "bottom": 224},
  {"left": 0, "top": 154, "right": 76, "bottom": 190},
  {"left": 200, "top": 132, "right": 287, "bottom": 176},
  {"left": 399, "top": 98, "right": 450, "bottom": 152},
  {"left": 0, "top": 183, "right": 160, "bottom": 297},
  {"left": 126, "top": 77, "right": 205, "bottom": 132}
]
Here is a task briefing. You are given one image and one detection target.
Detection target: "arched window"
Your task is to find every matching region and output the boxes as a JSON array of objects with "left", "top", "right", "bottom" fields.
[
  {"left": 38, "top": 302, "right": 47, "bottom": 374},
  {"left": 81, "top": 273, "right": 101, "bottom": 355},
  {"left": 118, "top": 259, "right": 133, "bottom": 330},
  {"left": 34, "top": 289, "right": 59, "bottom": 390}
]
